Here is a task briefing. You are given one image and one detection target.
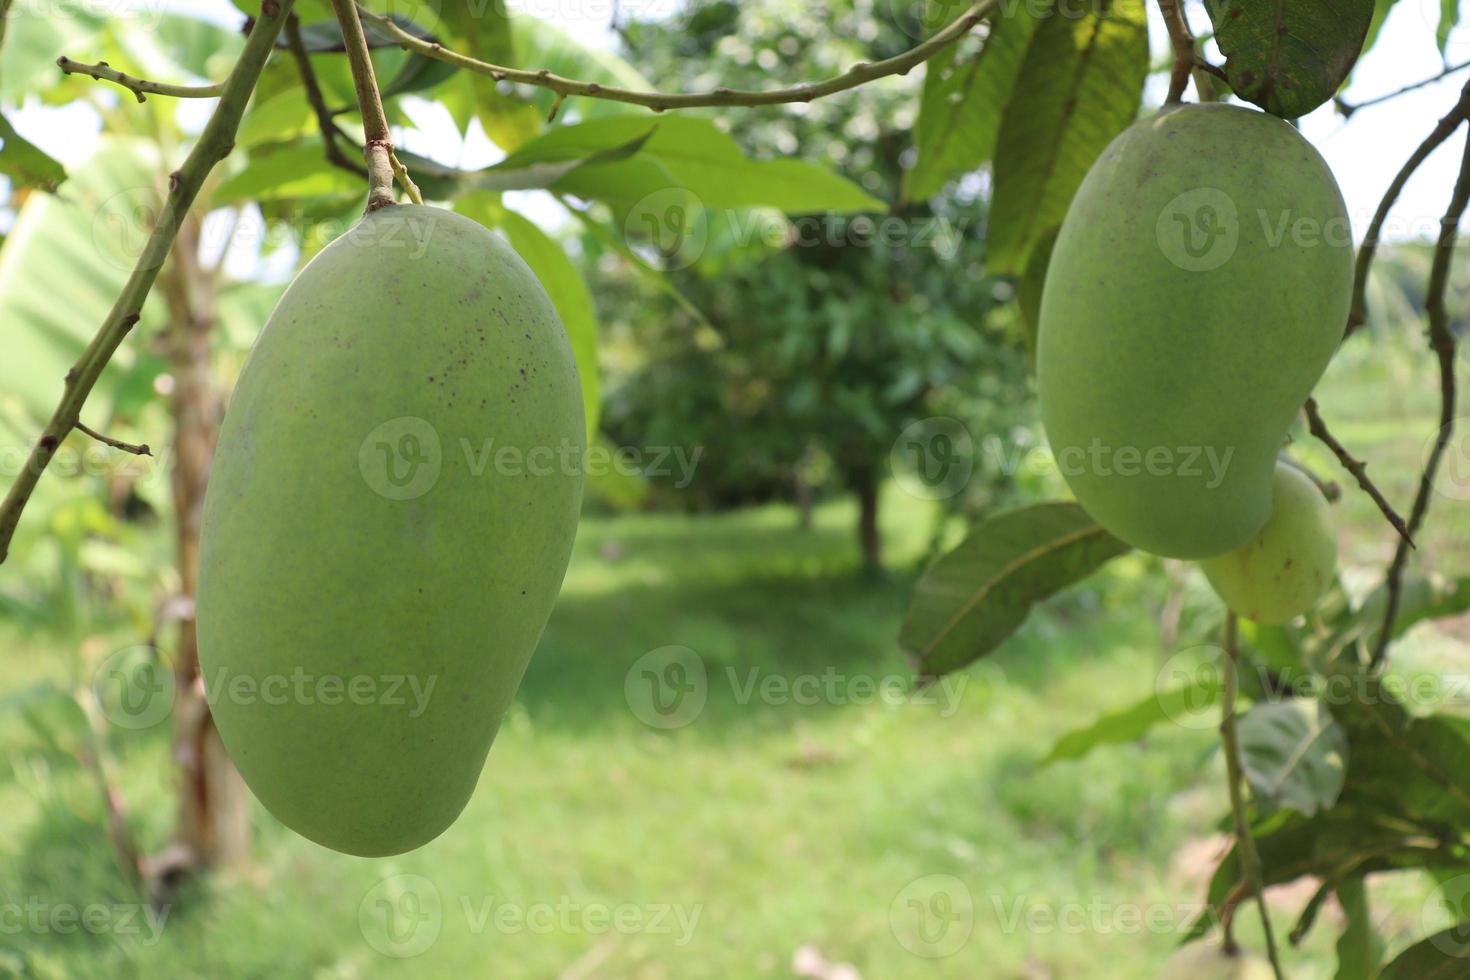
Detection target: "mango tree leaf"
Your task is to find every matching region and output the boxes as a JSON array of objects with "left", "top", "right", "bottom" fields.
[
  {"left": 455, "top": 194, "right": 600, "bottom": 437},
  {"left": 1202, "top": 0, "right": 1376, "bottom": 118},
  {"left": 1238, "top": 698, "right": 1347, "bottom": 816},
  {"left": 898, "top": 501, "right": 1131, "bottom": 677},
  {"left": 904, "top": 4, "right": 1041, "bottom": 202},
  {"left": 0, "top": 113, "right": 66, "bottom": 191},
  {"left": 0, "top": 136, "right": 167, "bottom": 418},
  {"left": 1377, "top": 924, "right": 1470, "bottom": 978},
  {"left": 987, "top": 0, "right": 1148, "bottom": 274},
  {"left": 500, "top": 115, "right": 883, "bottom": 213},
  {"left": 1329, "top": 673, "right": 1470, "bottom": 828},
  {"left": 1183, "top": 805, "right": 1462, "bottom": 943},
  {"left": 514, "top": 17, "right": 656, "bottom": 122},
  {"left": 1040, "top": 674, "right": 1219, "bottom": 765},
  {"left": 1438, "top": 0, "right": 1461, "bottom": 55},
  {"left": 1015, "top": 225, "right": 1057, "bottom": 359},
  {"left": 437, "top": 4, "right": 540, "bottom": 151}
]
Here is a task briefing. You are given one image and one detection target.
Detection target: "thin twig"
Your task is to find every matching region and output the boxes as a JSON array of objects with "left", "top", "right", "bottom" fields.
[
  {"left": 1303, "top": 398, "right": 1413, "bottom": 547},
  {"left": 1348, "top": 77, "right": 1470, "bottom": 337},
  {"left": 327, "top": 0, "right": 399, "bottom": 212},
  {"left": 1372, "top": 123, "right": 1470, "bottom": 669},
  {"left": 356, "top": 0, "right": 995, "bottom": 112},
  {"left": 75, "top": 421, "right": 151, "bottom": 456},
  {"left": 1337, "top": 59, "right": 1470, "bottom": 118},
  {"left": 56, "top": 56, "right": 224, "bottom": 102},
  {"left": 0, "top": 0, "right": 297, "bottom": 565},
  {"left": 1156, "top": 0, "right": 1197, "bottom": 104},
  {"left": 1220, "top": 613, "right": 1287, "bottom": 979},
  {"left": 284, "top": 13, "right": 365, "bottom": 178}
]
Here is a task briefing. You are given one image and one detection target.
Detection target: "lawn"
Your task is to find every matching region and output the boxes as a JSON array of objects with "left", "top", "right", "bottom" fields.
[{"left": 0, "top": 331, "right": 1464, "bottom": 979}]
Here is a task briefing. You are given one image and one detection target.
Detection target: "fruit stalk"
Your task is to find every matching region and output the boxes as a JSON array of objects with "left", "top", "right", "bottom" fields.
[
  {"left": 326, "top": 0, "right": 399, "bottom": 212},
  {"left": 0, "top": 0, "right": 296, "bottom": 564},
  {"left": 1219, "top": 613, "right": 1286, "bottom": 979}
]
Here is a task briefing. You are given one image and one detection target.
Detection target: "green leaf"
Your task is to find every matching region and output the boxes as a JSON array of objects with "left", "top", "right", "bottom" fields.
[
  {"left": 1377, "top": 923, "right": 1470, "bottom": 978},
  {"left": 1439, "top": 0, "right": 1460, "bottom": 55},
  {"left": 987, "top": 0, "right": 1148, "bottom": 275},
  {"left": 1329, "top": 673, "right": 1470, "bottom": 828},
  {"left": 213, "top": 141, "right": 361, "bottom": 204},
  {"left": 502, "top": 115, "right": 883, "bottom": 213},
  {"left": 513, "top": 17, "right": 656, "bottom": 123},
  {"left": 1015, "top": 225, "right": 1057, "bottom": 359},
  {"left": 0, "top": 136, "right": 168, "bottom": 418},
  {"left": 898, "top": 502, "right": 1131, "bottom": 677},
  {"left": 1238, "top": 698, "right": 1346, "bottom": 816},
  {"left": 904, "top": 6, "right": 1041, "bottom": 202},
  {"left": 0, "top": 113, "right": 66, "bottom": 191},
  {"left": 1332, "top": 877, "right": 1383, "bottom": 980},
  {"left": 455, "top": 194, "right": 601, "bottom": 437},
  {"left": 1203, "top": 0, "right": 1376, "bottom": 118},
  {"left": 1040, "top": 675, "right": 1219, "bottom": 765},
  {"left": 1359, "top": 0, "right": 1402, "bottom": 64},
  {"left": 439, "top": 4, "right": 540, "bottom": 151}
]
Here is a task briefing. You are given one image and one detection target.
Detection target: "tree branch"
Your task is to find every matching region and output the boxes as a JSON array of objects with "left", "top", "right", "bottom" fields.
[
  {"left": 327, "top": 0, "right": 398, "bottom": 211},
  {"left": 0, "top": 0, "right": 296, "bottom": 565},
  {"left": 75, "top": 421, "right": 151, "bottom": 457},
  {"left": 1337, "top": 59, "right": 1470, "bottom": 118},
  {"left": 284, "top": 13, "right": 365, "bottom": 178},
  {"left": 1220, "top": 613, "right": 1286, "bottom": 979},
  {"left": 1156, "top": 0, "right": 1198, "bottom": 104},
  {"left": 356, "top": 0, "right": 996, "bottom": 112},
  {"left": 1303, "top": 397, "right": 1413, "bottom": 547},
  {"left": 1347, "top": 77, "right": 1470, "bottom": 337},
  {"left": 56, "top": 56, "right": 224, "bottom": 102},
  {"left": 1372, "top": 122, "right": 1470, "bottom": 669}
]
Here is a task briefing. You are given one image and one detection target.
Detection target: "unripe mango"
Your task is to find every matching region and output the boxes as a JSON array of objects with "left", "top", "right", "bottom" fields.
[
  {"left": 1037, "top": 103, "right": 1352, "bottom": 558},
  {"left": 1201, "top": 460, "right": 1336, "bottom": 624},
  {"left": 197, "top": 205, "right": 585, "bottom": 856}
]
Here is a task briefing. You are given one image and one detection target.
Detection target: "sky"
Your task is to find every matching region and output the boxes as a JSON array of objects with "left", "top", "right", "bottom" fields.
[{"left": 9, "top": 0, "right": 1470, "bottom": 249}]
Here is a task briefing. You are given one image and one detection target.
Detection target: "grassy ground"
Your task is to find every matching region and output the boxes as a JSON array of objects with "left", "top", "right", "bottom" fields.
[{"left": 0, "top": 332, "right": 1464, "bottom": 979}]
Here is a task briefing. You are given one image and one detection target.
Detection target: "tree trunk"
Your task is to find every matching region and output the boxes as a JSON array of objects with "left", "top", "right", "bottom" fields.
[
  {"left": 155, "top": 215, "right": 250, "bottom": 879},
  {"left": 850, "top": 461, "right": 882, "bottom": 574}
]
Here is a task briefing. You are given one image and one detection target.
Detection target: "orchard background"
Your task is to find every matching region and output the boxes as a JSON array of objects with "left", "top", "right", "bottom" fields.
[{"left": 0, "top": 0, "right": 1468, "bottom": 977}]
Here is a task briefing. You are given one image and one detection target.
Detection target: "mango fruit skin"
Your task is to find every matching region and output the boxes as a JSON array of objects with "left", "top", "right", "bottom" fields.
[
  {"left": 197, "top": 205, "right": 585, "bottom": 857},
  {"left": 1201, "top": 461, "right": 1336, "bottom": 625},
  {"left": 1037, "top": 103, "right": 1352, "bottom": 559}
]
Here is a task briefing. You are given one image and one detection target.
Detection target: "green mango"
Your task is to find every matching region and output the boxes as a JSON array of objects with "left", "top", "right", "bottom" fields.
[
  {"left": 198, "top": 204, "right": 585, "bottom": 856},
  {"left": 1037, "top": 103, "right": 1352, "bottom": 558},
  {"left": 1201, "top": 460, "right": 1336, "bottom": 625}
]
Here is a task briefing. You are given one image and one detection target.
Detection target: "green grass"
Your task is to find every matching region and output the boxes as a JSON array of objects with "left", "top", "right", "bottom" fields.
[{"left": 0, "top": 335, "right": 1464, "bottom": 979}]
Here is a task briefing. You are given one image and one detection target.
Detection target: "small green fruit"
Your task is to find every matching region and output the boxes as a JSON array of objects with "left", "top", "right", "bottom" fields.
[
  {"left": 1038, "top": 103, "right": 1352, "bottom": 558},
  {"left": 198, "top": 204, "right": 585, "bottom": 856},
  {"left": 1157, "top": 943, "right": 1274, "bottom": 980},
  {"left": 1201, "top": 461, "right": 1336, "bottom": 625}
]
